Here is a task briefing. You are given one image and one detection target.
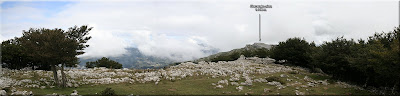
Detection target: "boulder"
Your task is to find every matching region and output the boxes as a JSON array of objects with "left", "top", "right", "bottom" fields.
[
  {"left": 236, "top": 86, "right": 243, "bottom": 91},
  {"left": 71, "top": 90, "right": 78, "bottom": 95},
  {"left": 0, "top": 90, "right": 6, "bottom": 95},
  {"left": 237, "top": 55, "right": 246, "bottom": 60},
  {"left": 230, "top": 82, "right": 240, "bottom": 86},
  {"left": 263, "top": 88, "right": 271, "bottom": 92},
  {"left": 216, "top": 85, "right": 224, "bottom": 88}
]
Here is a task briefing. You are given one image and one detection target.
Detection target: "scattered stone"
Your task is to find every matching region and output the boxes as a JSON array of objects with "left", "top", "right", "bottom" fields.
[
  {"left": 218, "top": 80, "right": 229, "bottom": 85},
  {"left": 263, "top": 88, "right": 271, "bottom": 92},
  {"left": 74, "top": 84, "right": 79, "bottom": 87},
  {"left": 67, "top": 82, "right": 73, "bottom": 87},
  {"left": 71, "top": 90, "right": 78, "bottom": 95},
  {"left": 230, "top": 82, "right": 239, "bottom": 86},
  {"left": 229, "top": 77, "right": 240, "bottom": 82},
  {"left": 254, "top": 78, "right": 268, "bottom": 83},
  {"left": 267, "top": 81, "right": 281, "bottom": 86},
  {"left": 244, "top": 79, "right": 253, "bottom": 86},
  {"left": 11, "top": 90, "right": 31, "bottom": 95},
  {"left": 295, "top": 90, "right": 305, "bottom": 95},
  {"left": 216, "top": 85, "right": 224, "bottom": 88},
  {"left": 307, "top": 82, "right": 317, "bottom": 87},
  {"left": 236, "top": 86, "right": 243, "bottom": 91},
  {"left": 276, "top": 85, "right": 286, "bottom": 89},
  {"left": 318, "top": 80, "right": 329, "bottom": 85},
  {"left": 238, "top": 55, "right": 246, "bottom": 60},
  {"left": 0, "top": 90, "right": 6, "bottom": 95},
  {"left": 280, "top": 74, "right": 288, "bottom": 78},
  {"left": 304, "top": 76, "right": 312, "bottom": 81}
]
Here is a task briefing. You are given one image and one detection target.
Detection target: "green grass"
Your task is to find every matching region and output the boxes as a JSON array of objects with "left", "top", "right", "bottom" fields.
[{"left": 17, "top": 72, "right": 373, "bottom": 95}]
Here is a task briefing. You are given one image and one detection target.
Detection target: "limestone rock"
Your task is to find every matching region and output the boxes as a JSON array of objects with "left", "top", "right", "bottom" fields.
[
  {"left": 236, "top": 86, "right": 243, "bottom": 91},
  {"left": 0, "top": 90, "right": 6, "bottom": 95}
]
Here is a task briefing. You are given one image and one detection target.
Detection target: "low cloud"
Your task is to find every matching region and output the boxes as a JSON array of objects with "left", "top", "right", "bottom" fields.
[
  {"left": 78, "top": 26, "right": 128, "bottom": 58},
  {"left": 1, "top": 0, "right": 398, "bottom": 61},
  {"left": 132, "top": 30, "right": 211, "bottom": 61}
]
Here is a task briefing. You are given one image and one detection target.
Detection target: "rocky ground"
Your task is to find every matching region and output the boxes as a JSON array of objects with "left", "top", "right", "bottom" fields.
[{"left": 0, "top": 56, "right": 370, "bottom": 95}]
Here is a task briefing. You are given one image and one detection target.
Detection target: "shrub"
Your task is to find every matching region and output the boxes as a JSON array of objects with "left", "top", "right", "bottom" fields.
[
  {"left": 100, "top": 88, "right": 115, "bottom": 96},
  {"left": 86, "top": 57, "right": 123, "bottom": 69},
  {"left": 265, "top": 76, "right": 285, "bottom": 84},
  {"left": 269, "top": 37, "right": 315, "bottom": 68}
]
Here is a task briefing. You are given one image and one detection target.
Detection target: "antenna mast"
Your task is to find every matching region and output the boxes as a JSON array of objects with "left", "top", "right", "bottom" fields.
[
  {"left": 250, "top": 4, "right": 271, "bottom": 42},
  {"left": 259, "top": 14, "right": 261, "bottom": 42}
]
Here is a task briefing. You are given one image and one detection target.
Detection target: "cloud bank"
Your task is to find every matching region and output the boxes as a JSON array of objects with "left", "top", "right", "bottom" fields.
[{"left": 1, "top": 0, "right": 398, "bottom": 61}]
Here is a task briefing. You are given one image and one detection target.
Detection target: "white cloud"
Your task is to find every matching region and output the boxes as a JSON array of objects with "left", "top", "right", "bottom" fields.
[
  {"left": 78, "top": 26, "right": 128, "bottom": 58},
  {"left": 1, "top": 0, "right": 398, "bottom": 61}
]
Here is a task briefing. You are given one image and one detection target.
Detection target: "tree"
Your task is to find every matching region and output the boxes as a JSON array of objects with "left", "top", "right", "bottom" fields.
[
  {"left": 363, "top": 29, "right": 399, "bottom": 92},
  {"left": 85, "top": 57, "right": 123, "bottom": 69},
  {"left": 19, "top": 25, "right": 92, "bottom": 87},
  {"left": 1, "top": 38, "right": 37, "bottom": 69},
  {"left": 269, "top": 37, "right": 314, "bottom": 67}
]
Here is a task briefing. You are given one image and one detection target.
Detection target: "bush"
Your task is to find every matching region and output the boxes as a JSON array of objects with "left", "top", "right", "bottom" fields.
[
  {"left": 265, "top": 76, "right": 285, "bottom": 84},
  {"left": 269, "top": 37, "right": 315, "bottom": 67},
  {"left": 100, "top": 88, "right": 115, "bottom": 96},
  {"left": 86, "top": 57, "right": 123, "bottom": 69}
]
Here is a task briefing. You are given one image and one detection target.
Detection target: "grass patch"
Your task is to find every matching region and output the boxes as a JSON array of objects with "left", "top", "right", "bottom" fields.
[{"left": 13, "top": 70, "right": 372, "bottom": 95}]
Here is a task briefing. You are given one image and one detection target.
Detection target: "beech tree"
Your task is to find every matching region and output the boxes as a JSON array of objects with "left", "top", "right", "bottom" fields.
[{"left": 19, "top": 25, "right": 92, "bottom": 87}]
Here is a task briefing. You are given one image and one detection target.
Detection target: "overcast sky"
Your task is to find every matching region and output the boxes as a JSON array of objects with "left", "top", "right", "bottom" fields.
[{"left": 1, "top": 0, "right": 398, "bottom": 61}]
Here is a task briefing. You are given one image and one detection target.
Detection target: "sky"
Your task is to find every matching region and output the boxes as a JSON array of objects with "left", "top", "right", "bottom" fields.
[{"left": 1, "top": 0, "right": 398, "bottom": 61}]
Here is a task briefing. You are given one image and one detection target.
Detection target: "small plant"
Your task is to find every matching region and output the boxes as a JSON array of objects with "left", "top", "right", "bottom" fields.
[
  {"left": 265, "top": 76, "right": 285, "bottom": 84},
  {"left": 100, "top": 88, "right": 115, "bottom": 96},
  {"left": 288, "top": 71, "right": 298, "bottom": 74}
]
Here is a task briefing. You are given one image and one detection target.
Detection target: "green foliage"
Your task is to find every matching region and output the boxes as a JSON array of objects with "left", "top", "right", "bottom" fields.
[
  {"left": 4, "top": 25, "right": 93, "bottom": 87},
  {"left": 265, "top": 76, "right": 285, "bottom": 84},
  {"left": 268, "top": 27, "right": 400, "bottom": 93},
  {"left": 86, "top": 57, "right": 123, "bottom": 69},
  {"left": 210, "top": 51, "right": 241, "bottom": 62},
  {"left": 206, "top": 46, "right": 270, "bottom": 62},
  {"left": 100, "top": 88, "right": 115, "bottom": 96},
  {"left": 1, "top": 38, "right": 37, "bottom": 69},
  {"left": 314, "top": 37, "right": 360, "bottom": 80},
  {"left": 1, "top": 25, "right": 92, "bottom": 70},
  {"left": 269, "top": 37, "right": 315, "bottom": 67},
  {"left": 20, "top": 28, "right": 76, "bottom": 65}
]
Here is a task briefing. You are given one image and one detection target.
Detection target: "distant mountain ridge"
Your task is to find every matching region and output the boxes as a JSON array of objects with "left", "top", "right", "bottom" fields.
[
  {"left": 79, "top": 44, "right": 220, "bottom": 69},
  {"left": 79, "top": 47, "right": 176, "bottom": 69}
]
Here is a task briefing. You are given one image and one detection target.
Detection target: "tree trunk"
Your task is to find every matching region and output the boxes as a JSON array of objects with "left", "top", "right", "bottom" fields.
[
  {"left": 392, "top": 81, "right": 399, "bottom": 95},
  {"left": 51, "top": 64, "right": 59, "bottom": 87},
  {"left": 363, "top": 76, "right": 369, "bottom": 88},
  {"left": 61, "top": 63, "right": 66, "bottom": 87}
]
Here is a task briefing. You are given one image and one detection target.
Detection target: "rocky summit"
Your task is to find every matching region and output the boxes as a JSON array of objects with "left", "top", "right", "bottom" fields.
[{"left": 0, "top": 55, "right": 370, "bottom": 95}]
